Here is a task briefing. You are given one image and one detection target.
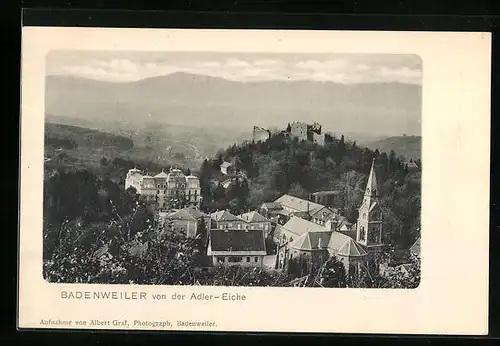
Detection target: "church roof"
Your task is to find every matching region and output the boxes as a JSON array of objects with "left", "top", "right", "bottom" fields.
[
  {"left": 274, "top": 194, "right": 324, "bottom": 213},
  {"left": 282, "top": 216, "right": 324, "bottom": 237},
  {"left": 289, "top": 230, "right": 332, "bottom": 251},
  {"left": 239, "top": 211, "right": 270, "bottom": 223},
  {"left": 210, "top": 210, "right": 243, "bottom": 222},
  {"left": 327, "top": 232, "right": 367, "bottom": 257}
]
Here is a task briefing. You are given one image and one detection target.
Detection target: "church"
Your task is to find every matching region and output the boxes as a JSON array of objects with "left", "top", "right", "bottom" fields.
[{"left": 276, "top": 159, "right": 384, "bottom": 277}]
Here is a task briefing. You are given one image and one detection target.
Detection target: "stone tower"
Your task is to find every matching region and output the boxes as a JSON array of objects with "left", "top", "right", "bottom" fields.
[{"left": 356, "top": 159, "right": 383, "bottom": 253}]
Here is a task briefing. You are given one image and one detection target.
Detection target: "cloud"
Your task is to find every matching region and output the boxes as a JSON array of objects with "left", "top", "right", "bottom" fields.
[
  {"left": 47, "top": 54, "right": 422, "bottom": 85},
  {"left": 225, "top": 58, "right": 251, "bottom": 68}
]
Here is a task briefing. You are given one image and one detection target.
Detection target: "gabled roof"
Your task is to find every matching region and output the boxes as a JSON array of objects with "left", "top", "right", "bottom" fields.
[
  {"left": 184, "top": 207, "right": 207, "bottom": 219},
  {"left": 209, "top": 229, "right": 266, "bottom": 252},
  {"left": 282, "top": 216, "right": 324, "bottom": 237},
  {"left": 410, "top": 237, "right": 421, "bottom": 257},
  {"left": 309, "top": 206, "right": 336, "bottom": 218},
  {"left": 154, "top": 171, "right": 168, "bottom": 178},
  {"left": 328, "top": 232, "right": 367, "bottom": 257},
  {"left": 274, "top": 194, "right": 324, "bottom": 213},
  {"left": 311, "top": 190, "right": 342, "bottom": 196},
  {"left": 168, "top": 209, "right": 197, "bottom": 221},
  {"left": 210, "top": 210, "right": 243, "bottom": 222},
  {"left": 336, "top": 216, "right": 353, "bottom": 230},
  {"left": 239, "top": 211, "right": 270, "bottom": 223},
  {"left": 261, "top": 202, "right": 282, "bottom": 210}
]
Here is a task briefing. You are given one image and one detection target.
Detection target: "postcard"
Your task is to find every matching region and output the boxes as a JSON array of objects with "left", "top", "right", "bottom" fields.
[{"left": 19, "top": 27, "right": 491, "bottom": 334}]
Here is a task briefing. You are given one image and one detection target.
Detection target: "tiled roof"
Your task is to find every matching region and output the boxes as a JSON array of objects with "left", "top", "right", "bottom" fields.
[
  {"left": 282, "top": 216, "right": 324, "bottom": 237},
  {"left": 239, "top": 211, "right": 270, "bottom": 223},
  {"left": 309, "top": 206, "right": 336, "bottom": 219},
  {"left": 328, "top": 232, "right": 367, "bottom": 257},
  {"left": 210, "top": 210, "right": 243, "bottom": 222},
  {"left": 261, "top": 202, "right": 282, "bottom": 210},
  {"left": 209, "top": 229, "right": 266, "bottom": 252},
  {"left": 184, "top": 207, "right": 207, "bottom": 219},
  {"left": 410, "top": 237, "right": 421, "bottom": 257},
  {"left": 168, "top": 209, "right": 197, "bottom": 221},
  {"left": 311, "top": 190, "right": 342, "bottom": 196},
  {"left": 274, "top": 194, "right": 324, "bottom": 213}
]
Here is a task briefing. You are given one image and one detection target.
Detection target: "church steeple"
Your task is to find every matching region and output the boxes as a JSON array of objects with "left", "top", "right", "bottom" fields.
[
  {"left": 365, "top": 158, "right": 378, "bottom": 198},
  {"left": 356, "top": 158, "right": 383, "bottom": 248}
]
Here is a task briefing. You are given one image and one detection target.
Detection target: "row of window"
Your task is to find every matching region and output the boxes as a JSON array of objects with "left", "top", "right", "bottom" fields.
[
  {"left": 219, "top": 222, "right": 269, "bottom": 230},
  {"left": 217, "top": 256, "right": 259, "bottom": 263}
]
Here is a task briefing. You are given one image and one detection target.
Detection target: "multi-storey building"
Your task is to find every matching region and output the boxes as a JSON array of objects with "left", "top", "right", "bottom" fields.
[{"left": 125, "top": 167, "right": 201, "bottom": 210}]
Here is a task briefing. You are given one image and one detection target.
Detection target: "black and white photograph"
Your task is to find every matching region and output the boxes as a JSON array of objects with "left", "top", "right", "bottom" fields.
[{"left": 41, "top": 50, "right": 422, "bottom": 288}]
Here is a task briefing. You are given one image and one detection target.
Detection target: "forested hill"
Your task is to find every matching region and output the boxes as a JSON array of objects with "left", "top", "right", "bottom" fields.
[
  {"left": 45, "top": 122, "right": 134, "bottom": 151},
  {"left": 198, "top": 133, "right": 421, "bottom": 249},
  {"left": 364, "top": 135, "right": 421, "bottom": 160}
]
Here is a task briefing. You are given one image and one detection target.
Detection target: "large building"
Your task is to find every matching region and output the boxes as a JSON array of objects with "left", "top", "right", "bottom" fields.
[
  {"left": 125, "top": 167, "right": 201, "bottom": 210},
  {"left": 275, "top": 159, "right": 385, "bottom": 277}
]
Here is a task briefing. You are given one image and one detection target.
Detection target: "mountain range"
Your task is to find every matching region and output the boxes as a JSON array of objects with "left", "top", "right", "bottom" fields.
[{"left": 45, "top": 72, "right": 422, "bottom": 138}]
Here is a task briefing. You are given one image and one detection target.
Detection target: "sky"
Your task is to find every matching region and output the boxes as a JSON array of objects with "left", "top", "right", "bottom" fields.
[{"left": 46, "top": 51, "right": 422, "bottom": 85}]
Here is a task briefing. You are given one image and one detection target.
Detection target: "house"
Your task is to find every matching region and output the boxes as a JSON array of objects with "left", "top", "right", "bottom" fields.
[
  {"left": 272, "top": 194, "right": 337, "bottom": 226},
  {"left": 220, "top": 161, "right": 232, "bottom": 175},
  {"left": 410, "top": 237, "right": 421, "bottom": 259},
  {"left": 403, "top": 160, "right": 420, "bottom": 171},
  {"left": 207, "top": 229, "right": 267, "bottom": 267},
  {"left": 210, "top": 210, "right": 246, "bottom": 230},
  {"left": 259, "top": 202, "right": 283, "bottom": 219},
  {"left": 238, "top": 211, "right": 272, "bottom": 236},
  {"left": 164, "top": 207, "right": 211, "bottom": 238},
  {"left": 309, "top": 190, "right": 344, "bottom": 209}
]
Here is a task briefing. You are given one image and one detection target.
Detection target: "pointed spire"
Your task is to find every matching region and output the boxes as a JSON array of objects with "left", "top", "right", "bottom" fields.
[{"left": 365, "top": 158, "right": 378, "bottom": 197}]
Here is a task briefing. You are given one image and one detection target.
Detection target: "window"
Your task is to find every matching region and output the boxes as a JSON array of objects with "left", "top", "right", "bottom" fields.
[
  {"left": 217, "top": 257, "right": 225, "bottom": 263},
  {"left": 254, "top": 257, "right": 258, "bottom": 262},
  {"left": 246, "top": 257, "right": 250, "bottom": 262},
  {"left": 228, "top": 256, "right": 243, "bottom": 263},
  {"left": 237, "top": 224, "right": 241, "bottom": 229},
  {"left": 259, "top": 223, "right": 263, "bottom": 229},
  {"left": 264, "top": 224, "right": 269, "bottom": 230},
  {"left": 228, "top": 223, "right": 233, "bottom": 228}
]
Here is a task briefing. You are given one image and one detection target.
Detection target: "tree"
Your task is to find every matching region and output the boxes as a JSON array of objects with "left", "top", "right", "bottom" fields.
[
  {"left": 288, "top": 182, "right": 308, "bottom": 200},
  {"left": 286, "top": 123, "right": 291, "bottom": 133},
  {"left": 318, "top": 256, "right": 347, "bottom": 287}
]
